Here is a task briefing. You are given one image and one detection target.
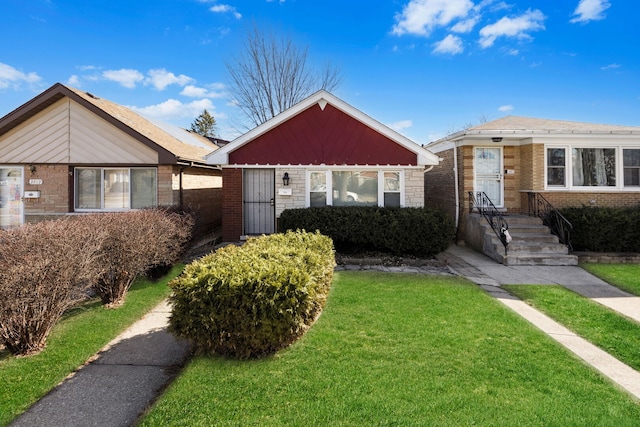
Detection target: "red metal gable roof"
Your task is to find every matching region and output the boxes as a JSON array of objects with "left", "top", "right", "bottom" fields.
[{"left": 228, "top": 103, "right": 418, "bottom": 166}]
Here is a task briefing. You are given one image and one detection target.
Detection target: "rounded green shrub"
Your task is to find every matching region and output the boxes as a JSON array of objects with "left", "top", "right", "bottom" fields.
[{"left": 168, "top": 230, "right": 335, "bottom": 359}]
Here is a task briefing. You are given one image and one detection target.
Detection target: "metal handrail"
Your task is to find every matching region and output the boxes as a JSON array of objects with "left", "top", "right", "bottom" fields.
[
  {"left": 468, "top": 191, "right": 510, "bottom": 255},
  {"left": 527, "top": 192, "right": 573, "bottom": 251}
]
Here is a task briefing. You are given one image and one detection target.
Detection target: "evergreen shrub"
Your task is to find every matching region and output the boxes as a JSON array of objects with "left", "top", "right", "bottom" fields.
[
  {"left": 278, "top": 206, "right": 455, "bottom": 257},
  {"left": 560, "top": 205, "right": 640, "bottom": 252},
  {"left": 168, "top": 230, "right": 335, "bottom": 359}
]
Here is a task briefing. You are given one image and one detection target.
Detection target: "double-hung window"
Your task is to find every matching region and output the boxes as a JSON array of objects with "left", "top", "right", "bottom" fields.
[
  {"left": 75, "top": 167, "right": 157, "bottom": 211},
  {"left": 623, "top": 149, "right": 640, "bottom": 187}
]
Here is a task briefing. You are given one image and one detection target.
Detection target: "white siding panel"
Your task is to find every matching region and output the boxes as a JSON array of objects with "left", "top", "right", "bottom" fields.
[
  {"left": 69, "top": 102, "right": 158, "bottom": 164},
  {"left": 0, "top": 99, "right": 71, "bottom": 163}
]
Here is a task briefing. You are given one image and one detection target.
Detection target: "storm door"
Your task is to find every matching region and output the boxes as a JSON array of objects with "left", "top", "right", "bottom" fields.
[
  {"left": 243, "top": 169, "right": 275, "bottom": 235},
  {"left": 474, "top": 147, "right": 503, "bottom": 207},
  {"left": 0, "top": 167, "right": 24, "bottom": 228}
]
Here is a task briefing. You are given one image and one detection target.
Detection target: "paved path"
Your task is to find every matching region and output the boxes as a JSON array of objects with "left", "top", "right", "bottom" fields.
[
  {"left": 10, "top": 246, "right": 640, "bottom": 426},
  {"left": 439, "top": 245, "right": 640, "bottom": 400},
  {"left": 10, "top": 301, "right": 191, "bottom": 427}
]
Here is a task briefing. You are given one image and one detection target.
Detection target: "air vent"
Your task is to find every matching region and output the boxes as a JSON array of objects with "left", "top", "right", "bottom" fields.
[{"left": 85, "top": 92, "right": 99, "bottom": 99}]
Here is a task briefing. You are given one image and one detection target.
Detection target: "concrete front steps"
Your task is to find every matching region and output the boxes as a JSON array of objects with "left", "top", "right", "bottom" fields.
[{"left": 467, "top": 214, "right": 578, "bottom": 266}]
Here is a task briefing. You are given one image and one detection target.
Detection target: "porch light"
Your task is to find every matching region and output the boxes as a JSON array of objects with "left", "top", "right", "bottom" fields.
[
  {"left": 282, "top": 172, "right": 290, "bottom": 186},
  {"left": 492, "top": 137, "right": 503, "bottom": 142}
]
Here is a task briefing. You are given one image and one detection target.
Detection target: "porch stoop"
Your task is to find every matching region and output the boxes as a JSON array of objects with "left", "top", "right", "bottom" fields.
[{"left": 471, "top": 214, "right": 578, "bottom": 266}]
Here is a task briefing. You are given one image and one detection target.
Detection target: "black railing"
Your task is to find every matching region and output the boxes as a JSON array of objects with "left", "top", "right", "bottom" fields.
[
  {"left": 527, "top": 192, "right": 573, "bottom": 251},
  {"left": 468, "top": 191, "right": 510, "bottom": 255}
]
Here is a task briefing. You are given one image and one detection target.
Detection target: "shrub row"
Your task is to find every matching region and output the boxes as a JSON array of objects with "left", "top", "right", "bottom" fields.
[
  {"left": 560, "top": 205, "right": 640, "bottom": 252},
  {"left": 168, "top": 230, "right": 335, "bottom": 360},
  {"left": 0, "top": 209, "right": 193, "bottom": 356},
  {"left": 278, "top": 206, "right": 455, "bottom": 257}
]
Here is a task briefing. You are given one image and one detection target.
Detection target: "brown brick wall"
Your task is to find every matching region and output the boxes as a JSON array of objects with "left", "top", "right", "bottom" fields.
[
  {"left": 520, "top": 191, "right": 640, "bottom": 211},
  {"left": 23, "top": 164, "right": 71, "bottom": 222},
  {"left": 424, "top": 148, "right": 457, "bottom": 221},
  {"left": 222, "top": 168, "right": 243, "bottom": 242}
]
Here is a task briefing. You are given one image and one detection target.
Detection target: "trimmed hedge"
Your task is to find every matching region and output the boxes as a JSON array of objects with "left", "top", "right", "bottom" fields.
[
  {"left": 278, "top": 206, "right": 455, "bottom": 257},
  {"left": 168, "top": 230, "right": 335, "bottom": 359},
  {"left": 560, "top": 205, "right": 640, "bottom": 252}
]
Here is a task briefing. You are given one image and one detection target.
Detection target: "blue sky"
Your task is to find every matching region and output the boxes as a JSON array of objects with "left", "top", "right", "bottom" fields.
[{"left": 1, "top": 0, "right": 638, "bottom": 144}]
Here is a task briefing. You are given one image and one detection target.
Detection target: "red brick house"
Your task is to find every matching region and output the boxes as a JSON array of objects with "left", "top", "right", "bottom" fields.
[
  {"left": 206, "top": 90, "right": 440, "bottom": 242},
  {"left": 0, "top": 83, "right": 223, "bottom": 236}
]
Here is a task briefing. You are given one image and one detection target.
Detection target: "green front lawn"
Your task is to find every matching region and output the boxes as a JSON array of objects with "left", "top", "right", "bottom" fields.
[
  {"left": 140, "top": 271, "right": 640, "bottom": 426},
  {"left": 505, "top": 284, "right": 640, "bottom": 371},
  {"left": 0, "top": 265, "right": 183, "bottom": 427},
  {"left": 582, "top": 263, "right": 640, "bottom": 296}
]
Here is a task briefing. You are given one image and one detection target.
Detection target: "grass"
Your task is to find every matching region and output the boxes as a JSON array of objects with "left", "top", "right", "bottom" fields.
[
  {"left": 504, "top": 284, "right": 640, "bottom": 372},
  {"left": 581, "top": 263, "right": 640, "bottom": 296},
  {"left": 140, "top": 271, "right": 640, "bottom": 426},
  {"left": 0, "top": 265, "right": 183, "bottom": 427}
]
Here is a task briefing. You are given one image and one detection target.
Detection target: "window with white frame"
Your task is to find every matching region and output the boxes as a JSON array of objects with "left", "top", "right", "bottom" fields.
[
  {"left": 75, "top": 167, "right": 157, "bottom": 211},
  {"left": 545, "top": 145, "right": 640, "bottom": 190},
  {"left": 624, "top": 149, "right": 640, "bottom": 187},
  {"left": 308, "top": 170, "right": 403, "bottom": 207}
]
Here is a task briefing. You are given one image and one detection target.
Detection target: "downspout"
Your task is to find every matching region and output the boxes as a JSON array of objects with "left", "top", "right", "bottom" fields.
[
  {"left": 453, "top": 144, "right": 460, "bottom": 231},
  {"left": 179, "top": 166, "right": 184, "bottom": 210}
]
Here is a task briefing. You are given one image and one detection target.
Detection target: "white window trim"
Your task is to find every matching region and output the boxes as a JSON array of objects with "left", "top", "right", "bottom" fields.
[
  {"left": 545, "top": 144, "right": 640, "bottom": 192},
  {"left": 306, "top": 169, "right": 405, "bottom": 207},
  {"left": 74, "top": 167, "right": 158, "bottom": 212}
]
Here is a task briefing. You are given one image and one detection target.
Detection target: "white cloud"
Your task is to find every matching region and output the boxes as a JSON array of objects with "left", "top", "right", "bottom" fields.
[
  {"left": 210, "top": 4, "right": 242, "bottom": 19},
  {"left": 392, "top": 0, "right": 474, "bottom": 36},
  {"left": 570, "top": 0, "right": 611, "bottom": 24},
  {"left": 498, "top": 105, "right": 514, "bottom": 112},
  {"left": 506, "top": 48, "right": 519, "bottom": 56},
  {"left": 66, "top": 75, "right": 81, "bottom": 87},
  {"left": 129, "top": 98, "right": 217, "bottom": 122},
  {"left": 180, "top": 83, "right": 225, "bottom": 98},
  {"left": 0, "top": 62, "right": 42, "bottom": 90},
  {"left": 600, "top": 63, "right": 621, "bottom": 70},
  {"left": 451, "top": 16, "right": 478, "bottom": 33},
  {"left": 102, "top": 68, "right": 145, "bottom": 88},
  {"left": 388, "top": 119, "right": 413, "bottom": 132},
  {"left": 433, "top": 34, "right": 464, "bottom": 54},
  {"left": 145, "top": 68, "right": 193, "bottom": 90},
  {"left": 479, "top": 9, "right": 545, "bottom": 48}
]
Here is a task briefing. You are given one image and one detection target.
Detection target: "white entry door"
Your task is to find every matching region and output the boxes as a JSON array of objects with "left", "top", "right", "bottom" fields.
[
  {"left": 0, "top": 166, "right": 24, "bottom": 228},
  {"left": 474, "top": 147, "right": 503, "bottom": 207}
]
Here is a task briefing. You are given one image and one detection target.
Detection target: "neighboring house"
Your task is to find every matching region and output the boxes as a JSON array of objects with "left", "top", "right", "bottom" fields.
[
  {"left": 206, "top": 90, "right": 440, "bottom": 242},
  {"left": 425, "top": 116, "right": 640, "bottom": 263},
  {"left": 0, "top": 83, "right": 223, "bottom": 236}
]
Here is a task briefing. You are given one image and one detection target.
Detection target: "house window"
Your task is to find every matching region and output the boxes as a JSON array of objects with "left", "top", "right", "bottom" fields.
[
  {"left": 332, "top": 171, "right": 378, "bottom": 206},
  {"left": 308, "top": 170, "right": 403, "bottom": 207},
  {"left": 546, "top": 148, "right": 566, "bottom": 187},
  {"left": 624, "top": 149, "right": 640, "bottom": 187},
  {"left": 309, "top": 171, "right": 327, "bottom": 207},
  {"left": 75, "top": 167, "right": 157, "bottom": 211},
  {"left": 572, "top": 148, "right": 616, "bottom": 187},
  {"left": 383, "top": 171, "right": 401, "bottom": 207}
]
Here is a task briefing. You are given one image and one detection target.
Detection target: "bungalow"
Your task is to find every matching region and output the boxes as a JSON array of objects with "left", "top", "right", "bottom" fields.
[
  {"left": 0, "top": 83, "right": 223, "bottom": 236},
  {"left": 206, "top": 90, "right": 440, "bottom": 242},
  {"left": 425, "top": 115, "right": 640, "bottom": 264}
]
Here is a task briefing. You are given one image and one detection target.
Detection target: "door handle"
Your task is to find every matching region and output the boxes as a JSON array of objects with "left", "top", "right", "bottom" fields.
[{"left": 270, "top": 198, "right": 274, "bottom": 206}]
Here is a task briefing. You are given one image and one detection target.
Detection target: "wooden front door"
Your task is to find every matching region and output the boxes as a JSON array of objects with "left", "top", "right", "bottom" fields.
[{"left": 243, "top": 169, "right": 275, "bottom": 235}]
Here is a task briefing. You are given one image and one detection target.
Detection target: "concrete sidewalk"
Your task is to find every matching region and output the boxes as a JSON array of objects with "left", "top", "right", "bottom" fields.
[
  {"left": 9, "top": 246, "right": 640, "bottom": 426},
  {"left": 10, "top": 301, "right": 191, "bottom": 427},
  {"left": 440, "top": 244, "right": 640, "bottom": 400}
]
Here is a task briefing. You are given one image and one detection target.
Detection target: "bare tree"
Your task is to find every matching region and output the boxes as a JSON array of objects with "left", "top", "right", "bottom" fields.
[{"left": 226, "top": 24, "right": 342, "bottom": 127}]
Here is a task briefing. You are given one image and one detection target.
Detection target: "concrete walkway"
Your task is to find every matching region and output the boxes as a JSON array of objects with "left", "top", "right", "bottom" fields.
[
  {"left": 440, "top": 244, "right": 640, "bottom": 400},
  {"left": 10, "top": 301, "right": 191, "bottom": 427},
  {"left": 9, "top": 246, "right": 640, "bottom": 426}
]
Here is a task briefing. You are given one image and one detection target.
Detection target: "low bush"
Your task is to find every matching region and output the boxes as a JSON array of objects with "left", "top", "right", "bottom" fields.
[
  {"left": 168, "top": 230, "right": 335, "bottom": 359},
  {"left": 88, "top": 209, "right": 194, "bottom": 307},
  {"left": 278, "top": 206, "right": 455, "bottom": 257},
  {"left": 0, "top": 220, "right": 103, "bottom": 355},
  {"left": 560, "top": 205, "right": 640, "bottom": 252}
]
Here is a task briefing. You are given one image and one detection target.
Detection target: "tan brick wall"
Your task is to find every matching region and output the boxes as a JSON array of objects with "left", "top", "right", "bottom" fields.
[
  {"left": 404, "top": 169, "right": 425, "bottom": 207},
  {"left": 275, "top": 168, "right": 305, "bottom": 217},
  {"left": 521, "top": 191, "right": 640, "bottom": 211}
]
